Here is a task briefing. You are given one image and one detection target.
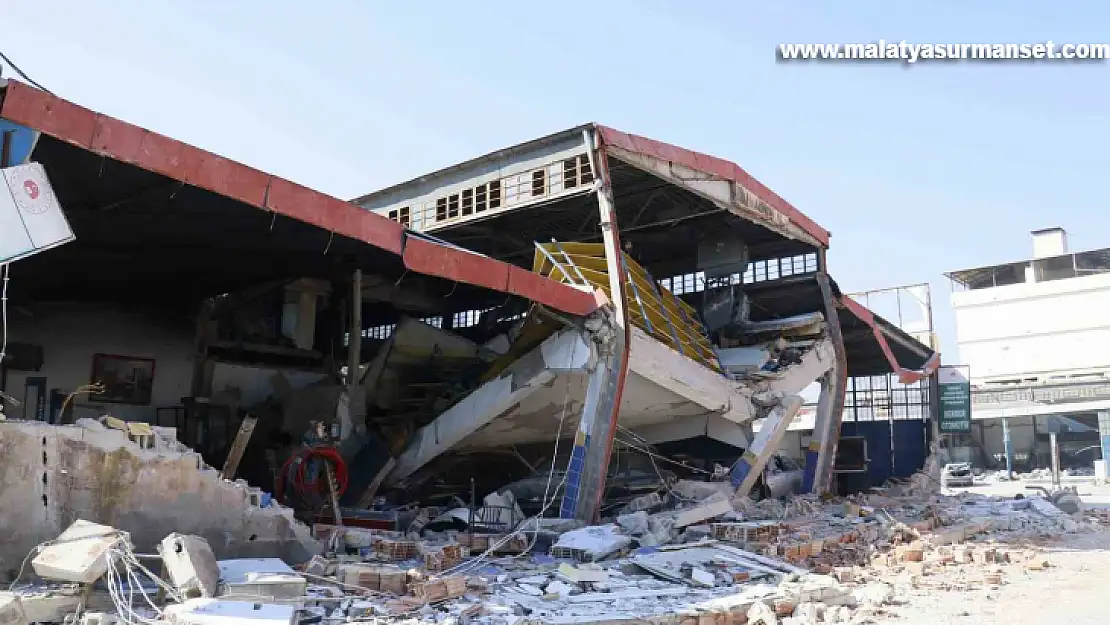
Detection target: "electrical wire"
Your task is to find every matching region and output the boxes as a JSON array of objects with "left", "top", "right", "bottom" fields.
[
  {"left": 104, "top": 542, "right": 183, "bottom": 625},
  {"left": 437, "top": 336, "right": 582, "bottom": 577},
  {"left": 0, "top": 51, "right": 53, "bottom": 94},
  {"left": 0, "top": 264, "right": 8, "bottom": 378},
  {"left": 612, "top": 434, "right": 714, "bottom": 476}
]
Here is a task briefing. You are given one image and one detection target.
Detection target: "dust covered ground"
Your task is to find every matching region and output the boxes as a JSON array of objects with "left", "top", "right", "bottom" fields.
[{"left": 875, "top": 485, "right": 1110, "bottom": 625}]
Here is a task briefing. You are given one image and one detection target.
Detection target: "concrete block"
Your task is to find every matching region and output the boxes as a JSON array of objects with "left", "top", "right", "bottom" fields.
[
  {"left": 32, "top": 520, "right": 127, "bottom": 584},
  {"left": 690, "top": 567, "right": 716, "bottom": 587},
  {"left": 0, "top": 593, "right": 29, "bottom": 625},
  {"left": 79, "top": 613, "right": 117, "bottom": 625},
  {"left": 163, "top": 599, "right": 296, "bottom": 625},
  {"left": 217, "top": 559, "right": 306, "bottom": 600},
  {"left": 17, "top": 594, "right": 83, "bottom": 623},
  {"left": 673, "top": 498, "right": 734, "bottom": 528},
  {"left": 558, "top": 563, "right": 609, "bottom": 584},
  {"left": 159, "top": 534, "right": 219, "bottom": 599}
]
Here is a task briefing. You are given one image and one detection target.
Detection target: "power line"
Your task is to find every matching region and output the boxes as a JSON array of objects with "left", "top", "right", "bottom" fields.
[{"left": 0, "top": 50, "right": 53, "bottom": 95}]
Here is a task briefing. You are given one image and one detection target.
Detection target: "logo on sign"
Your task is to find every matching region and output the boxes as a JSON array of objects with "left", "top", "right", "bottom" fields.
[
  {"left": 13, "top": 172, "right": 50, "bottom": 214},
  {"left": 23, "top": 179, "right": 40, "bottom": 200}
]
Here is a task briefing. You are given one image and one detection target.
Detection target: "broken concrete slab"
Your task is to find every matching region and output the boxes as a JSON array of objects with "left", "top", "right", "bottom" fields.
[
  {"left": 31, "top": 520, "right": 126, "bottom": 584},
  {"left": 671, "top": 496, "right": 734, "bottom": 528},
  {"left": 159, "top": 534, "right": 219, "bottom": 599},
  {"left": 163, "top": 599, "right": 296, "bottom": 625},
  {"left": 0, "top": 593, "right": 28, "bottom": 625},
  {"left": 217, "top": 559, "right": 307, "bottom": 601},
  {"left": 551, "top": 525, "right": 632, "bottom": 562},
  {"left": 557, "top": 563, "right": 609, "bottom": 584}
]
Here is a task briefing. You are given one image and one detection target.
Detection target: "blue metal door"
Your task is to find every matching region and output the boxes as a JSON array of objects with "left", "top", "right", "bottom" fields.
[
  {"left": 840, "top": 421, "right": 893, "bottom": 487},
  {"left": 892, "top": 419, "right": 929, "bottom": 478}
]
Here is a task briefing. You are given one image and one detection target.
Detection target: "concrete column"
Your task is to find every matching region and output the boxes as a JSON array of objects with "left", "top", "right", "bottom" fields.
[
  {"left": 558, "top": 326, "right": 623, "bottom": 522},
  {"left": 731, "top": 395, "right": 804, "bottom": 496},
  {"left": 802, "top": 373, "right": 832, "bottom": 493},
  {"left": 347, "top": 269, "right": 363, "bottom": 389},
  {"left": 559, "top": 129, "right": 632, "bottom": 523},
  {"left": 809, "top": 273, "right": 848, "bottom": 495},
  {"left": 1002, "top": 417, "right": 1013, "bottom": 479},
  {"left": 1098, "top": 411, "right": 1110, "bottom": 464},
  {"left": 1050, "top": 432, "right": 1061, "bottom": 488}
]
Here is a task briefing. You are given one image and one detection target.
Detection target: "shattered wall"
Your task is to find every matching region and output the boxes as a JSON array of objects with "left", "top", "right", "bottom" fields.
[
  {"left": 0, "top": 421, "right": 318, "bottom": 576},
  {"left": 3, "top": 304, "right": 193, "bottom": 422}
]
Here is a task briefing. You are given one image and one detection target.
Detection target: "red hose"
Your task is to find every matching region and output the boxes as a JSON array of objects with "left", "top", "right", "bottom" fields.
[{"left": 275, "top": 446, "right": 348, "bottom": 504}]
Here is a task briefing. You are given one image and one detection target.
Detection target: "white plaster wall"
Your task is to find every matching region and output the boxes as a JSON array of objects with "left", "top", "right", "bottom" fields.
[
  {"left": 952, "top": 272, "right": 1110, "bottom": 381},
  {"left": 3, "top": 304, "right": 193, "bottom": 422},
  {"left": 0, "top": 421, "right": 318, "bottom": 571}
]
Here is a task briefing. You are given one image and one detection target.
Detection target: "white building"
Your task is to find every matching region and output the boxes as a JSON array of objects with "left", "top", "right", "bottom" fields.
[{"left": 945, "top": 228, "right": 1110, "bottom": 470}]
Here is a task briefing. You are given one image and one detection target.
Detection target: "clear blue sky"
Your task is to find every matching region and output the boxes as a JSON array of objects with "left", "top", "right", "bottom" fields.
[{"left": 5, "top": 1, "right": 1109, "bottom": 365}]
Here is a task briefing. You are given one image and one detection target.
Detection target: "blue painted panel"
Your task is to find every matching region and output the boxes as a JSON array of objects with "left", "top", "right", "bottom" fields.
[
  {"left": 892, "top": 419, "right": 928, "bottom": 478},
  {"left": 801, "top": 448, "right": 819, "bottom": 492},
  {"left": 841, "top": 421, "right": 893, "bottom": 487},
  {"left": 0, "top": 120, "right": 38, "bottom": 165}
]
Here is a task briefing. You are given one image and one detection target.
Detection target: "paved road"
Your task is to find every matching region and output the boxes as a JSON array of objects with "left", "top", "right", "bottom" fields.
[
  {"left": 948, "top": 479, "right": 1110, "bottom": 509},
  {"left": 880, "top": 531, "right": 1110, "bottom": 625}
]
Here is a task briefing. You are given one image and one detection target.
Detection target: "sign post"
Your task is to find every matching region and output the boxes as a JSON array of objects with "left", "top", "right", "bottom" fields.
[{"left": 937, "top": 365, "right": 972, "bottom": 435}]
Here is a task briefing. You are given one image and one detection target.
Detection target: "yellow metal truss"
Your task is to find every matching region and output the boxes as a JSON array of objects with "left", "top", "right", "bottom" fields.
[{"left": 533, "top": 241, "right": 721, "bottom": 372}]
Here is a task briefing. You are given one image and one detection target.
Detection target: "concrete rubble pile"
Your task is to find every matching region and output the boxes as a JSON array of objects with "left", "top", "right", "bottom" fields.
[{"left": 7, "top": 462, "right": 1106, "bottom": 625}]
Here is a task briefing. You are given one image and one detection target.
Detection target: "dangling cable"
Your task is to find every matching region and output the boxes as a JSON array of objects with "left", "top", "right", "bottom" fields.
[{"left": 0, "top": 263, "right": 9, "bottom": 373}]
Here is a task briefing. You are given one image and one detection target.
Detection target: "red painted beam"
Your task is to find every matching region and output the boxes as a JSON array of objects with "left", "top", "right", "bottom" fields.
[
  {"left": 0, "top": 80, "right": 405, "bottom": 255},
  {"left": 839, "top": 295, "right": 941, "bottom": 383},
  {"left": 0, "top": 80, "right": 604, "bottom": 317},
  {"left": 595, "top": 124, "right": 831, "bottom": 248}
]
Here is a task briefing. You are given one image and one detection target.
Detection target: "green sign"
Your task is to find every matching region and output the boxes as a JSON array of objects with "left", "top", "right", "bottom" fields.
[{"left": 937, "top": 366, "right": 971, "bottom": 434}]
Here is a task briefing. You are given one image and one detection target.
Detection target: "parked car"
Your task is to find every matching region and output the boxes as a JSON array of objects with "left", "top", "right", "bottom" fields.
[{"left": 941, "top": 462, "right": 974, "bottom": 488}]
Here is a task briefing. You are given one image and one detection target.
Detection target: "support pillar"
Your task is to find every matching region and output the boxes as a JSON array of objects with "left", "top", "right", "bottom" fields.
[
  {"left": 558, "top": 129, "right": 632, "bottom": 523},
  {"left": 343, "top": 269, "right": 363, "bottom": 442},
  {"left": 802, "top": 372, "right": 832, "bottom": 493},
  {"left": 1098, "top": 411, "right": 1110, "bottom": 465},
  {"left": 809, "top": 272, "right": 848, "bottom": 495},
  {"left": 347, "top": 269, "right": 363, "bottom": 388},
  {"left": 559, "top": 324, "right": 623, "bottom": 522},
  {"left": 1050, "top": 432, "right": 1061, "bottom": 488},
  {"left": 731, "top": 395, "right": 804, "bottom": 496},
  {"left": 1002, "top": 417, "right": 1013, "bottom": 479}
]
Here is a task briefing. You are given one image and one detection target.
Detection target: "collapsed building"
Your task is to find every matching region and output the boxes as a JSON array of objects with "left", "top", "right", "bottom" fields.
[
  {"left": 0, "top": 78, "right": 938, "bottom": 573},
  {"left": 353, "top": 125, "right": 939, "bottom": 512}
]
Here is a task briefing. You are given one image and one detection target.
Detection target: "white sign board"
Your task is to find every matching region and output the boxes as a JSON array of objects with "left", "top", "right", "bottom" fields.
[
  {"left": 936, "top": 365, "right": 969, "bottom": 385},
  {"left": 0, "top": 162, "right": 75, "bottom": 265}
]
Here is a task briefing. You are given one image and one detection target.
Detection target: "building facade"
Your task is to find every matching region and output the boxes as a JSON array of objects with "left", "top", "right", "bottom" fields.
[{"left": 945, "top": 228, "right": 1110, "bottom": 471}]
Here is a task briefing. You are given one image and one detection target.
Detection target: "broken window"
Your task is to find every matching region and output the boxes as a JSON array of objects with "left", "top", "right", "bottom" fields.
[{"left": 399, "top": 206, "right": 410, "bottom": 228}]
